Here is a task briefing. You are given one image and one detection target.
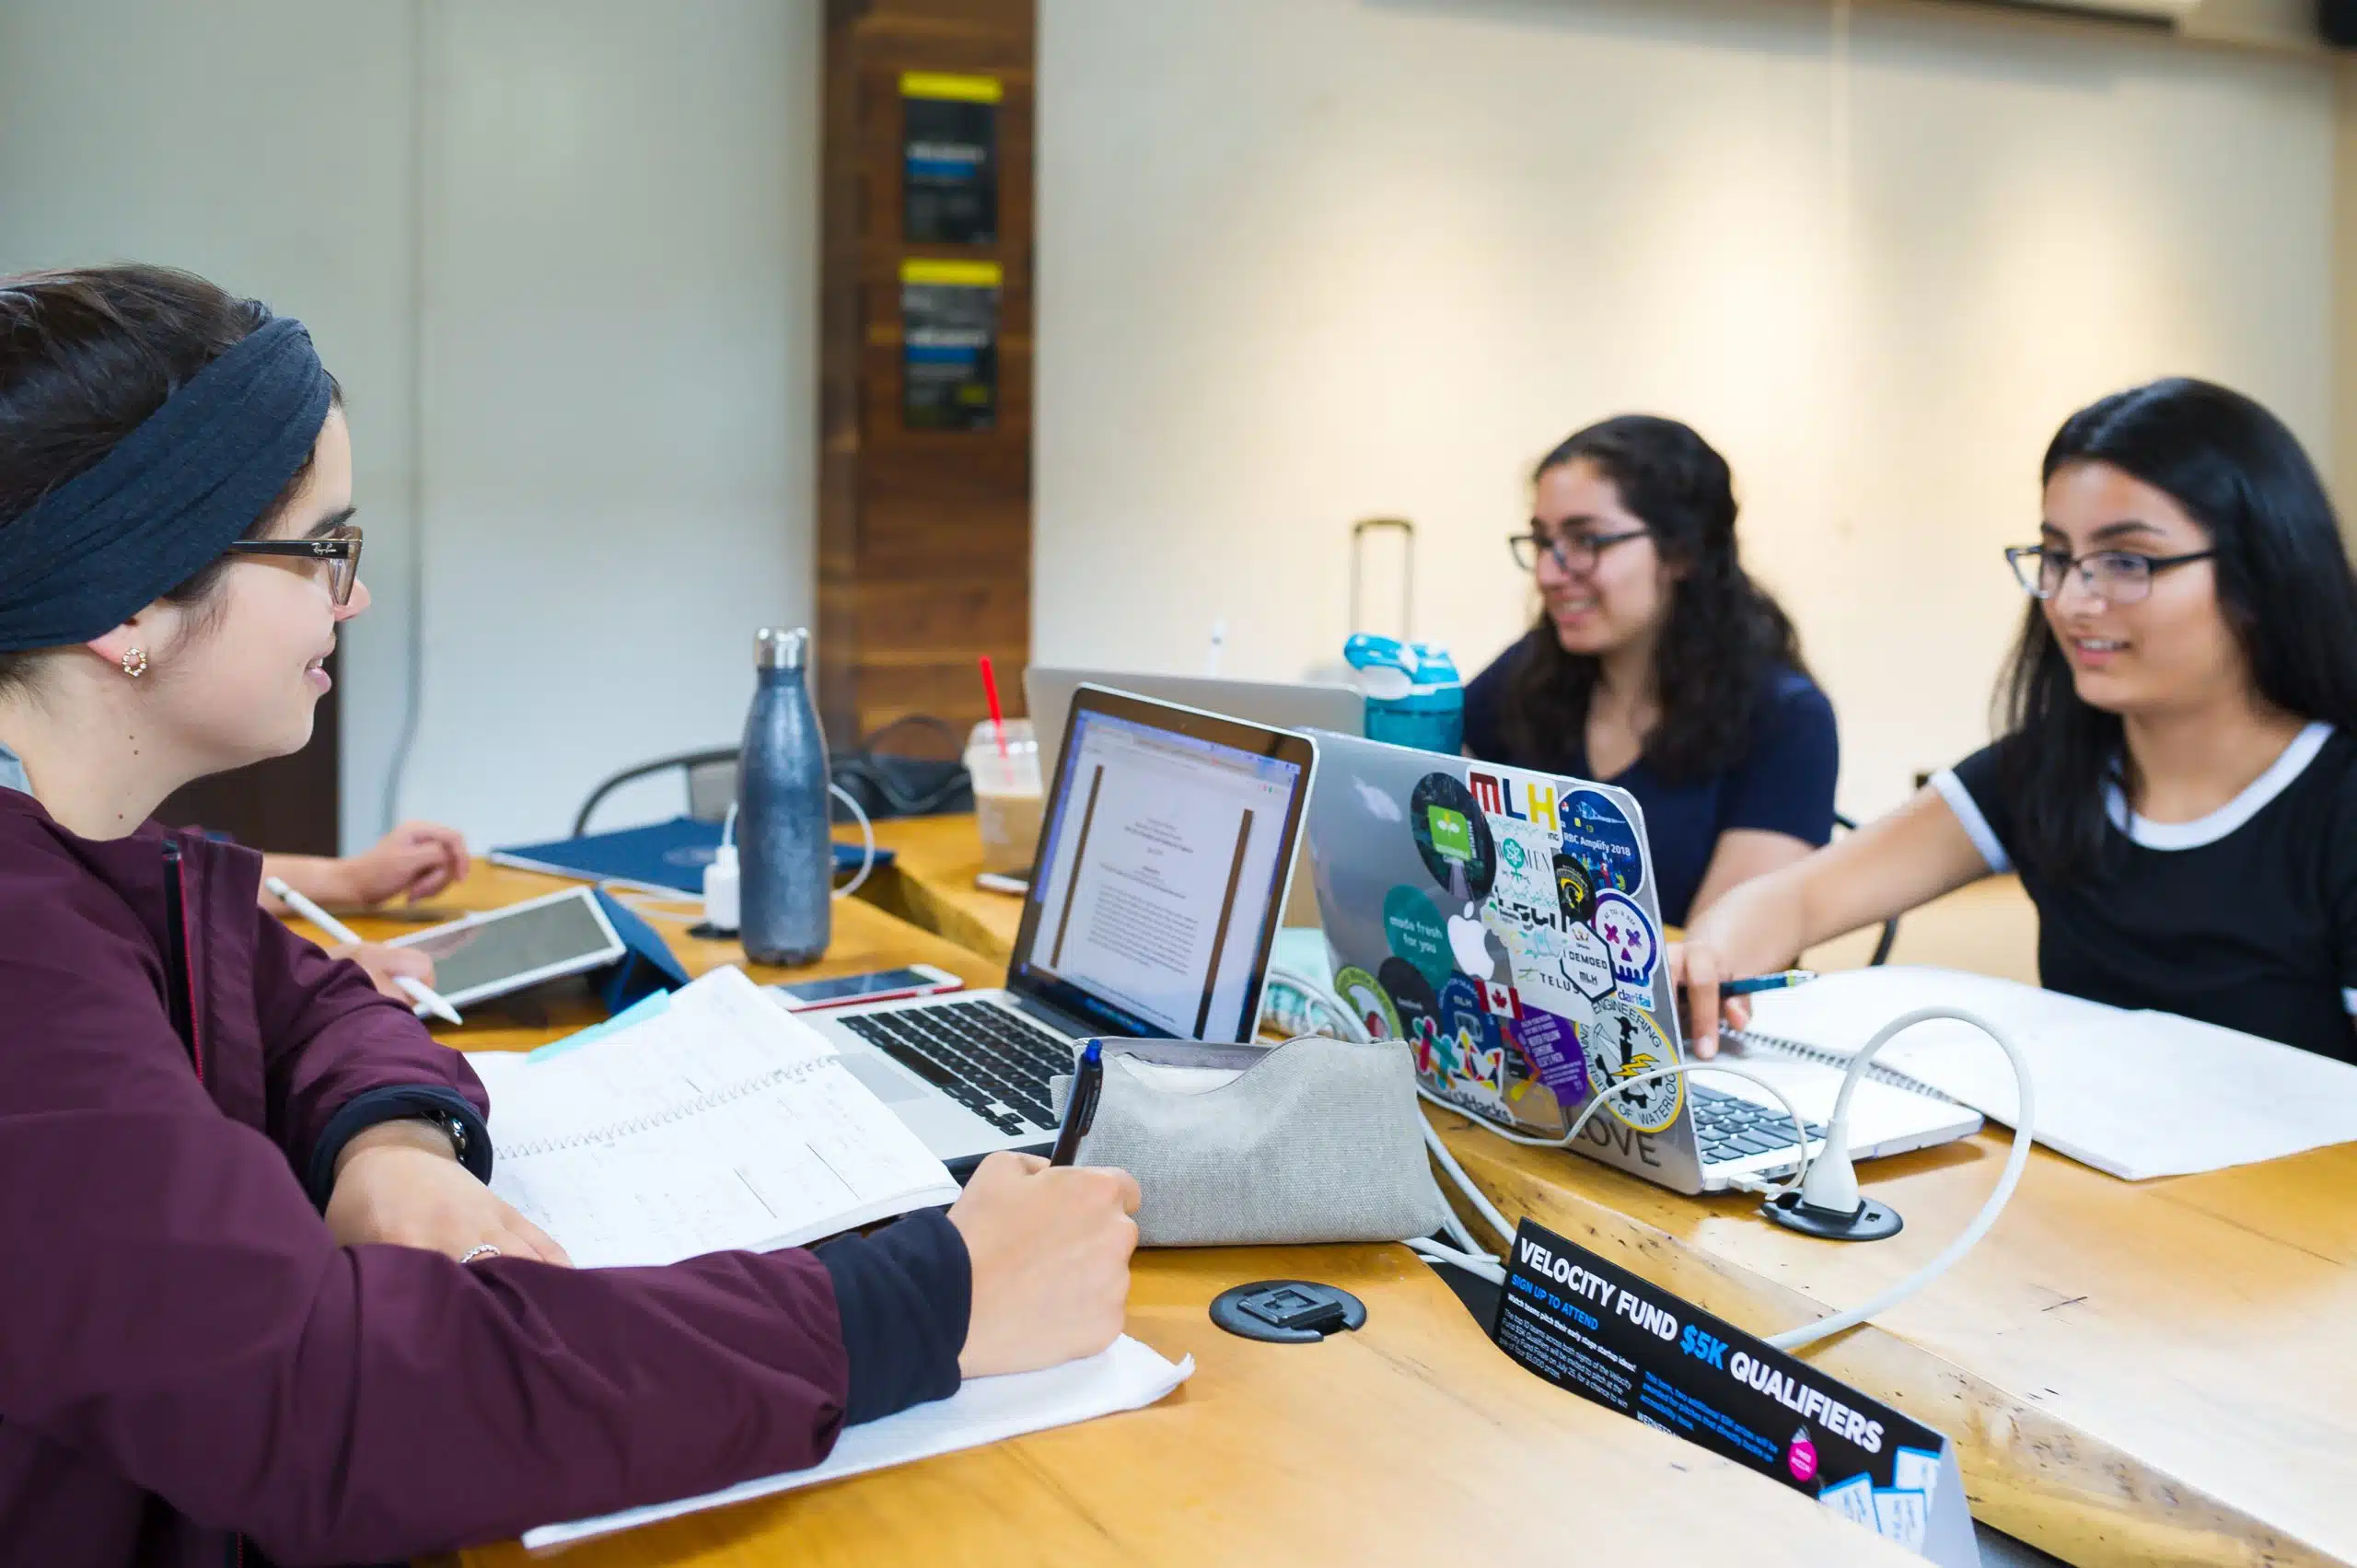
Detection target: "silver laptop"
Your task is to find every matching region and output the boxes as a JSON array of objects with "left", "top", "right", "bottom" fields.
[
  {"left": 1305, "top": 729, "right": 1980, "bottom": 1196},
  {"left": 806, "top": 685, "right": 1319, "bottom": 1172},
  {"left": 1026, "top": 668, "right": 1362, "bottom": 929}
]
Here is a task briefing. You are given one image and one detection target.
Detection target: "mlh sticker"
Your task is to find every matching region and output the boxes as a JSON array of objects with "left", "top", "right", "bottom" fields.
[{"left": 1469, "top": 772, "right": 1561, "bottom": 830}]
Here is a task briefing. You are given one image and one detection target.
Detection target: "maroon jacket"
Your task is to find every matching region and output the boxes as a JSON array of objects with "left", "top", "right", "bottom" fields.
[{"left": 0, "top": 788, "right": 969, "bottom": 1567}]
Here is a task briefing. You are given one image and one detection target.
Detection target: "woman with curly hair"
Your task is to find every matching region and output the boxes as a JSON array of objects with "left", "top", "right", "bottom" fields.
[{"left": 1462, "top": 415, "right": 1837, "bottom": 928}]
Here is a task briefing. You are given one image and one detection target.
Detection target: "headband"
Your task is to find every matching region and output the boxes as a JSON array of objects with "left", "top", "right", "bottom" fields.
[{"left": 0, "top": 314, "right": 334, "bottom": 653}]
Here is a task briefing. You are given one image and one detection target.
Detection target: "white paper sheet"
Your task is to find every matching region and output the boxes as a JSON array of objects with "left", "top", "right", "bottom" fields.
[
  {"left": 1745, "top": 966, "right": 2357, "bottom": 1179},
  {"left": 521, "top": 1335, "right": 1195, "bottom": 1549}
]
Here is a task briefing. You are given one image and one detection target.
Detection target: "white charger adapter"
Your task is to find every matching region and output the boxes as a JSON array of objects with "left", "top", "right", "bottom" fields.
[{"left": 702, "top": 805, "right": 741, "bottom": 934}]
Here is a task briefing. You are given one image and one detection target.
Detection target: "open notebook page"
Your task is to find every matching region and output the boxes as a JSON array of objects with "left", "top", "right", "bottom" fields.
[
  {"left": 1743, "top": 966, "right": 2357, "bottom": 1179},
  {"left": 465, "top": 966, "right": 959, "bottom": 1265}
]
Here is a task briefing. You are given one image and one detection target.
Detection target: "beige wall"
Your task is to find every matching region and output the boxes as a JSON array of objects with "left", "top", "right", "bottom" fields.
[{"left": 1035, "top": 0, "right": 2338, "bottom": 817}]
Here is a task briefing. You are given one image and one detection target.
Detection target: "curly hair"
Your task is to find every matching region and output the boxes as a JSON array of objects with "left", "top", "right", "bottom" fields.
[{"left": 1501, "top": 414, "right": 1806, "bottom": 784}]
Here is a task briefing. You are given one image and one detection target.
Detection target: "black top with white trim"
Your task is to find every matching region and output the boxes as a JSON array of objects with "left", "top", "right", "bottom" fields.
[{"left": 1934, "top": 722, "right": 2357, "bottom": 1063}]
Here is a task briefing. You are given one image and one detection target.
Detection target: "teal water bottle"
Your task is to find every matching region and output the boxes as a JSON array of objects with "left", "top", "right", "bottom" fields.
[{"left": 1344, "top": 634, "right": 1463, "bottom": 755}]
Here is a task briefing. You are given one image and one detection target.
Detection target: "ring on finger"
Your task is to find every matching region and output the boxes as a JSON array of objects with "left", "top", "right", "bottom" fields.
[{"left": 459, "top": 1243, "right": 502, "bottom": 1264}]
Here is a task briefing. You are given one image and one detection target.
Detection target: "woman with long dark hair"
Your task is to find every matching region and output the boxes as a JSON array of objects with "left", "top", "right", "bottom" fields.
[
  {"left": 1464, "top": 415, "right": 1839, "bottom": 926},
  {"left": 1679, "top": 377, "right": 2357, "bottom": 1063},
  {"left": 0, "top": 264, "right": 1139, "bottom": 1566}
]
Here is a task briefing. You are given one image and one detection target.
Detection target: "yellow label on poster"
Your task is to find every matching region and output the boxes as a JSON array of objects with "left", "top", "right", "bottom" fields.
[
  {"left": 899, "top": 258, "right": 1003, "bottom": 289},
  {"left": 900, "top": 71, "right": 1002, "bottom": 103}
]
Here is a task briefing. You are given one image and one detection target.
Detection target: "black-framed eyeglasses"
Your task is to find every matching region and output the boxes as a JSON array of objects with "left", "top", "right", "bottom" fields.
[
  {"left": 1509, "top": 525, "right": 1648, "bottom": 575},
  {"left": 223, "top": 525, "right": 364, "bottom": 606},
  {"left": 2004, "top": 542, "right": 2212, "bottom": 606}
]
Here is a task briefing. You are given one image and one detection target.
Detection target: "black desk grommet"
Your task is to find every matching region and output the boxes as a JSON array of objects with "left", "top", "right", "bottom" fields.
[
  {"left": 1211, "top": 1280, "right": 1367, "bottom": 1343},
  {"left": 1762, "top": 1190, "right": 1905, "bottom": 1242}
]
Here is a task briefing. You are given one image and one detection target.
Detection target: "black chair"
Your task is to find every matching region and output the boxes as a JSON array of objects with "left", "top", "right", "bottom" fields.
[
  {"left": 572, "top": 749, "right": 739, "bottom": 838},
  {"left": 1832, "top": 812, "right": 1899, "bottom": 967},
  {"left": 571, "top": 717, "right": 975, "bottom": 839}
]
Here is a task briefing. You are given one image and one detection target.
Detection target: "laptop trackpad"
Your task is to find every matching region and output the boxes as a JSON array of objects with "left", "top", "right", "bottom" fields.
[{"left": 841, "top": 1051, "right": 927, "bottom": 1105}]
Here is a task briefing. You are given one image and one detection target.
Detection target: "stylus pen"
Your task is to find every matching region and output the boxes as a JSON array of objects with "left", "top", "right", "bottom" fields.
[
  {"left": 1051, "top": 1040, "right": 1104, "bottom": 1167},
  {"left": 1721, "top": 970, "right": 1818, "bottom": 998},
  {"left": 264, "top": 876, "right": 465, "bottom": 1026}
]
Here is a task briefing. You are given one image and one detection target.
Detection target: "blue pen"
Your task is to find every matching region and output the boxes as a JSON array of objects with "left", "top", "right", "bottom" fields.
[
  {"left": 1721, "top": 970, "right": 1817, "bottom": 998},
  {"left": 1051, "top": 1040, "right": 1104, "bottom": 1166}
]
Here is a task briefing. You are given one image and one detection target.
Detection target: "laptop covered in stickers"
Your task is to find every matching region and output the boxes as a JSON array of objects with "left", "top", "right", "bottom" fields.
[{"left": 1302, "top": 729, "right": 1980, "bottom": 1197}]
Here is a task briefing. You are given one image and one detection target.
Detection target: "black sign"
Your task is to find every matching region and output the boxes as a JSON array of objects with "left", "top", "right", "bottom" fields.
[
  {"left": 1493, "top": 1219, "right": 1965, "bottom": 1558},
  {"left": 901, "top": 72, "right": 998, "bottom": 245},
  {"left": 900, "top": 261, "right": 999, "bottom": 431}
]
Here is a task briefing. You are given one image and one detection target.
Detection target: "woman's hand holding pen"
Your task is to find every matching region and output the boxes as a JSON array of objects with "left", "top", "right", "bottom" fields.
[{"left": 947, "top": 1151, "right": 1140, "bottom": 1378}]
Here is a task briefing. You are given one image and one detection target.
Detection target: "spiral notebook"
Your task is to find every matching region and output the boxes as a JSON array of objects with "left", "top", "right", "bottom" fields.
[
  {"left": 1740, "top": 965, "right": 2357, "bottom": 1179},
  {"left": 464, "top": 965, "right": 959, "bottom": 1268}
]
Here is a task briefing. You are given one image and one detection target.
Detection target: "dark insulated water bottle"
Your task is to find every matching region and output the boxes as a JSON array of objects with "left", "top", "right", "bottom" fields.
[{"left": 737, "top": 626, "right": 832, "bottom": 966}]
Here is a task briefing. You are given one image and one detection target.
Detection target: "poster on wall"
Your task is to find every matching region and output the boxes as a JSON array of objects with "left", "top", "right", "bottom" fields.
[
  {"left": 901, "top": 71, "right": 1000, "bottom": 245},
  {"left": 900, "top": 258, "right": 1000, "bottom": 431}
]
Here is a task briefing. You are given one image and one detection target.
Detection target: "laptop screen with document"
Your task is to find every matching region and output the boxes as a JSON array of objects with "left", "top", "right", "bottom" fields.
[{"left": 1009, "top": 687, "right": 1316, "bottom": 1042}]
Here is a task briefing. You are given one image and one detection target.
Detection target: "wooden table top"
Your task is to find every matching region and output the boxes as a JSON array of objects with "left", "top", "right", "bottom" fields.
[
  {"left": 310, "top": 865, "right": 1907, "bottom": 1568},
  {"left": 457, "top": 1241, "right": 1910, "bottom": 1568},
  {"left": 844, "top": 814, "right": 1024, "bottom": 966},
  {"left": 1437, "top": 876, "right": 2357, "bottom": 1567}
]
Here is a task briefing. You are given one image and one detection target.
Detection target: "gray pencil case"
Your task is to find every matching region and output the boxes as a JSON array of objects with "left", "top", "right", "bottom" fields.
[{"left": 1051, "top": 1036, "right": 1446, "bottom": 1248}]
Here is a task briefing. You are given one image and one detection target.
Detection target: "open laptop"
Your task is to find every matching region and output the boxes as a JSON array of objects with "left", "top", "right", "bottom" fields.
[
  {"left": 1305, "top": 728, "right": 1980, "bottom": 1196},
  {"left": 803, "top": 685, "right": 1319, "bottom": 1171},
  {"left": 1026, "top": 668, "right": 1362, "bottom": 928}
]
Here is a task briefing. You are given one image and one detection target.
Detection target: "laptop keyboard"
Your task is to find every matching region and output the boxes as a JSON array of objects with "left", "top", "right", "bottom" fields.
[
  {"left": 839, "top": 1001, "right": 1074, "bottom": 1138},
  {"left": 1690, "top": 1085, "right": 1828, "bottom": 1167}
]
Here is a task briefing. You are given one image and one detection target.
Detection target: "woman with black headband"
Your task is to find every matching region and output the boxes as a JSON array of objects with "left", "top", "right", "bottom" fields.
[{"left": 0, "top": 264, "right": 1140, "bottom": 1567}]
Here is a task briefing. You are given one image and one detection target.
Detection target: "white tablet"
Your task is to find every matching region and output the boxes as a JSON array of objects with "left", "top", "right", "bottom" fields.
[{"left": 388, "top": 886, "right": 626, "bottom": 1010}]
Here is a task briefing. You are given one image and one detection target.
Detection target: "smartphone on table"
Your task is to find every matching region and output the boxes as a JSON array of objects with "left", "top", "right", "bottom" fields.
[{"left": 768, "top": 963, "right": 965, "bottom": 1012}]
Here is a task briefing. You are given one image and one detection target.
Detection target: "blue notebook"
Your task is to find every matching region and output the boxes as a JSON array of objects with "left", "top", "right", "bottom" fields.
[{"left": 490, "top": 817, "right": 891, "bottom": 898}]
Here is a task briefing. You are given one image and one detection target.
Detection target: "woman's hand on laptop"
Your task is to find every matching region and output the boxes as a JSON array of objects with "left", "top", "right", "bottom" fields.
[
  {"left": 1666, "top": 941, "right": 1749, "bottom": 1060},
  {"left": 948, "top": 1151, "right": 1141, "bottom": 1378}
]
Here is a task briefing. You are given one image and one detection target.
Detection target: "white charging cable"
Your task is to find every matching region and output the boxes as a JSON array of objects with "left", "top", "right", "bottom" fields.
[
  {"left": 1762, "top": 1005, "right": 2034, "bottom": 1351},
  {"left": 828, "top": 784, "right": 877, "bottom": 901},
  {"left": 1283, "top": 964, "right": 2038, "bottom": 1355},
  {"left": 1264, "top": 964, "right": 1367, "bottom": 1044},
  {"left": 1420, "top": 1005, "right": 2036, "bottom": 1353}
]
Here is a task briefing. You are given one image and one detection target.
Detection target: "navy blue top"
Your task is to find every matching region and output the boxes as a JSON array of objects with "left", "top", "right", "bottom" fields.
[{"left": 1462, "top": 637, "right": 1839, "bottom": 926}]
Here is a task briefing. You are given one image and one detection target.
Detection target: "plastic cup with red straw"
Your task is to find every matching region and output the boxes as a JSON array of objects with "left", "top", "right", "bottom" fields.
[{"left": 978, "top": 655, "right": 1010, "bottom": 759}]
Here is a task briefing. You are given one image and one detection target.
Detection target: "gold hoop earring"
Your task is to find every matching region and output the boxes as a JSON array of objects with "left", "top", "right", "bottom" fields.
[{"left": 120, "top": 648, "right": 148, "bottom": 679}]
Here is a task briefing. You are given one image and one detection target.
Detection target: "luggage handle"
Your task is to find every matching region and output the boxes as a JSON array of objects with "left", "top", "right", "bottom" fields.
[{"left": 1349, "top": 517, "right": 1415, "bottom": 641}]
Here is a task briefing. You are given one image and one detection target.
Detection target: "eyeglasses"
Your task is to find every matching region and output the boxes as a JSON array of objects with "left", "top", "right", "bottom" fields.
[
  {"left": 2004, "top": 542, "right": 2213, "bottom": 606},
  {"left": 223, "top": 525, "right": 364, "bottom": 606},
  {"left": 1509, "top": 525, "right": 1648, "bottom": 575}
]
